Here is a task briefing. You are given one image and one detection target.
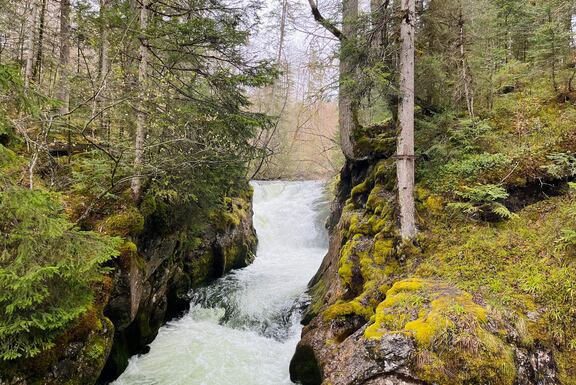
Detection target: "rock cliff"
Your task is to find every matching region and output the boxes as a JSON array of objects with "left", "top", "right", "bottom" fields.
[{"left": 290, "top": 158, "right": 572, "bottom": 385}]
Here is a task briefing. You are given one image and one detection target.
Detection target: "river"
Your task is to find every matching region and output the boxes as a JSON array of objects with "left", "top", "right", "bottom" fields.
[{"left": 112, "top": 180, "right": 329, "bottom": 385}]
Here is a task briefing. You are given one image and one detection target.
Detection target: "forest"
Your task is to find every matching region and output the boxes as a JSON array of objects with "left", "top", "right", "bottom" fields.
[{"left": 0, "top": 0, "right": 576, "bottom": 384}]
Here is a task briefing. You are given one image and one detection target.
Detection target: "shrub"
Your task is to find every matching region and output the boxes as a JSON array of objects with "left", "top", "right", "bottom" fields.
[
  {"left": 0, "top": 187, "right": 121, "bottom": 360},
  {"left": 448, "top": 184, "right": 517, "bottom": 220},
  {"left": 542, "top": 152, "right": 576, "bottom": 179}
]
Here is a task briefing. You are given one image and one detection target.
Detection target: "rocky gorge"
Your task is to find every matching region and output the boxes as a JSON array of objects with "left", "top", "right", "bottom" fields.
[{"left": 0, "top": 189, "right": 257, "bottom": 385}]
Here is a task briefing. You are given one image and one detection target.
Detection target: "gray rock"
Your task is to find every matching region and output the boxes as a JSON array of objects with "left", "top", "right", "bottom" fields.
[
  {"left": 516, "top": 347, "right": 559, "bottom": 385},
  {"left": 366, "top": 333, "right": 414, "bottom": 372}
]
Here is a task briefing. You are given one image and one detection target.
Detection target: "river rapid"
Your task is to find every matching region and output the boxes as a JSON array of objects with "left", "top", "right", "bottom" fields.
[{"left": 113, "top": 180, "right": 329, "bottom": 385}]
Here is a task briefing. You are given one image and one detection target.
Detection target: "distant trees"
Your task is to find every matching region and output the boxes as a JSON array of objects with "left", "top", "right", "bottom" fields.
[
  {"left": 249, "top": 0, "right": 342, "bottom": 179},
  {"left": 0, "top": 0, "right": 276, "bottom": 206}
]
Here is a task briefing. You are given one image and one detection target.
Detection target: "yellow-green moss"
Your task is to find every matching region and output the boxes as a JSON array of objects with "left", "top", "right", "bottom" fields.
[
  {"left": 100, "top": 208, "right": 144, "bottom": 236},
  {"left": 364, "top": 279, "right": 515, "bottom": 385},
  {"left": 557, "top": 349, "right": 576, "bottom": 385},
  {"left": 211, "top": 196, "right": 249, "bottom": 231},
  {"left": 323, "top": 299, "right": 374, "bottom": 321},
  {"left": 417, "top": 193, "right": 576, "bottom": 357},
  {"left": 351, "top": 179, "right": 372, "bottom": 200}
]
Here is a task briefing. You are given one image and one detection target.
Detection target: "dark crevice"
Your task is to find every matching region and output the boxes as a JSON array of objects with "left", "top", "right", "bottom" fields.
[
  {"left": 505, "top": 177, "right": 573, "bottom": 212},
  {"left": 289, "top": 344, "right": 322, "bottom": 385}
]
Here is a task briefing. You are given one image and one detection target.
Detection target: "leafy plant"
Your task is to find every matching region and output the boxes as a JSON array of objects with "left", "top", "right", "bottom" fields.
[
  {"left": 0, "top": 187, "right": 121, "bottom": 360},
  {"left": 542, "top": 152, "right": 576, "bottom": 179},
  {"left": 448, "top": 184, "right": 517, "bottom": 220},
  {"left": 556, "top": 229, "right": 576, "bottom": 256}
]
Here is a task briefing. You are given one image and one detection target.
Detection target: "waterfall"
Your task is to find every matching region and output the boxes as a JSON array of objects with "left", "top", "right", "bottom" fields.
[{"left": 113, "top": 181, "right": 329, "bottom": 385}]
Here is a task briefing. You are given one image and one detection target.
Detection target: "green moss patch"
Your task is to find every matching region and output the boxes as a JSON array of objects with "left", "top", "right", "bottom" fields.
[{"left": 365, "top": 279, "right": 515, "bottom": 385}]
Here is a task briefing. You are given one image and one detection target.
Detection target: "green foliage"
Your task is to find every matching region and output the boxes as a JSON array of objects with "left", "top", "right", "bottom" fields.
[
  {"left": 418, "top": 194, "right": 576, "bottom": 362},
  {"left": 542, "top": 152, "right": 576, "bottom": 179},
  {"left": 555, "top": 230, "right": 576, "bottom": 256},
  {"left": 0, "top": 187, "right": 121, "bottom": 360},
  {"left": 71, "top": 151, "right": 130, "bottom": 201},
  {"left": 365, "top": 280, "right": 515, "bottom": 385},
  {"left": 448, "top": 184, "right": 516, "bottom": 220}
]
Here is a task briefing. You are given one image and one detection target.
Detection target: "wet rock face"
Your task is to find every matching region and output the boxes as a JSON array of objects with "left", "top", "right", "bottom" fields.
[
  {"left": 292, "top": 322, "right": 421, "bottom": 385},
  {"left": 99, "top": 195, "right": 257, "bottom": 383},
  {"left": 365, "top": 333, "right": 414, "bottom": 373},
  {"left": 0, "top": 315, "right": 115, "bottom": 385},
  {"left": 0, "top": 192, "right": 257, "bottom": 385}
]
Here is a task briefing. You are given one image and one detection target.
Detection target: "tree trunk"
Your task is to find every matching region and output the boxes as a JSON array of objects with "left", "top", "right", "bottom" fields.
[
  {"left": 458, "top": 5, "right": 474, "bottom": 117},
  {"left": 131, "top": 0, "right": 148, "bottom": 202},
  {"left": 58, "top": 0, "right": 70, "bottom": 115},
  {"left": 33, "top": 0, "right": 46, "bottom": 84},
  {"left": 58, "top": 0, "right": 71, "bottom": 164},
  {"left": 277, "top": 0, "right": 288, "bottom": 63},
  {"left": 23, "top": 0, "right": 38, "bottom": 91},
  {"left": 339, "top": 0, "right": 358, "bottom": 160},
  {"left": 396, "top": 0, "right": 417, "bottom": 240},
  {"left": 95, "top": 0, "right": 110, "bottom": 137}
]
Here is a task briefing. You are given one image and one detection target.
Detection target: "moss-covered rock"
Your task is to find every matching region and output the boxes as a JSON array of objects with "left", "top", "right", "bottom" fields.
[
  {"left": 365, "top": 279, "right": 515, "bottom": 385},
  {"left": 0, "top": 309, "right": 115, "bottom": 385},
  {"left": 99, "top": 187, "right": 257, "bottom": 383},
  {"left": 98, "top": 207, "right": 145, "bottom": 237},
  {"left": 292, "top": 153, "right": 573, "bottom": 385}
]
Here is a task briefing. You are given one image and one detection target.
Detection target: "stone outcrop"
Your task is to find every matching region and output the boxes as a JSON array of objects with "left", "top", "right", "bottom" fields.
[
  {"left": 100, "top": 193, "right": 257, "bottom": 382},
  {"left": 1, "top": 191, "right": 257, "bottom": 385},
  {"left": 290, "top": 159, "right": 563, "bottom": 385}
]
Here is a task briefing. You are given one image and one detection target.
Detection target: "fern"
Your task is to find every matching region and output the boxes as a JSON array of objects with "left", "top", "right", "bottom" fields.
[
  {"left": 542, "top": 152, "right": 576, "bottom": 179},
  {"left": 490, "top": 202, "right": 517, "bottom": 219},
  {"left": 448, "top": 184, "right": 517, "bottom": 220},
  {"left": 556, "top": 229, "right": 576, "bottom": 256}
]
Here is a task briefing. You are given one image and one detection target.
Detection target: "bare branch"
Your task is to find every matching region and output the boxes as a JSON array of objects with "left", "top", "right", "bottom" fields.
[{"left": 307, "top": 0, "right": 343, "bottom": 41}]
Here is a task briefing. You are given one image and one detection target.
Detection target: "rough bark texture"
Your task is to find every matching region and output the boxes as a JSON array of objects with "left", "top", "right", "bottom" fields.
[
  {"left": 58, "top": 0, "right": 70, "bottom": 115},
  {"left": 33, "top": 0, "right": 47, "bottom": 83},
  {"left": 95, "top": 0, "right": 110, "bottom": 136},
  {"left": 23, "top": 0, "right": 37, "bottom": 91},
  {"left": 339, "top": 0, "right": 359, "bottom": 161},
  {"left": 396, "top": 0, "right": 416, "bottom": 240}
]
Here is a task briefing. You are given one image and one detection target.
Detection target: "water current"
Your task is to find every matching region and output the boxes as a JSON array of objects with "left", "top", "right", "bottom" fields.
[{"left": 113, "top": 181, "right": 329, "bottom": 385}]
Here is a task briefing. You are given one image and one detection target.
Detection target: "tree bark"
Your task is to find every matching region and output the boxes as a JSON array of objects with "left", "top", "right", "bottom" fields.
[
  {"left": 23, "top": 0, "right": 38, "bottom": 91},
  {"left": 95, "top": 0, "right": 110, "bottom": 137},
  {"left": 339, "top": 0, "right": 358, "bottom": 160},
  {"left": 58, "top": 0, "right": 71, "bottom": 115},
  {"left": 277, "top": 0, "right": 288, "bottom": 63},
  {"left": 305, "top": 0, "right": 359, "bottom": 159},
  {"left": 458, "top": 4, "right": 474, "bottom": 117},
  {"left": 33, "top": 0, "right": 46, "bottom": 84},
  {"left": 131, "top": 0, "right": 148, "bottom": 202},
  {"left": 396, "top": 0, "right": 417, "bottom": 240}
]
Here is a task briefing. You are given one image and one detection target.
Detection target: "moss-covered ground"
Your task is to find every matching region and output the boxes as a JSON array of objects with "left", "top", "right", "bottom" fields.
[{"left": 321, "top": 81, "right": 576, "bottom": 384}]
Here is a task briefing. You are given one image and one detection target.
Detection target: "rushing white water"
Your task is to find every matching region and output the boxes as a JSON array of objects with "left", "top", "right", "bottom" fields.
[{"left": 113, "top": 181, "right": 329, "bottom": 385}]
